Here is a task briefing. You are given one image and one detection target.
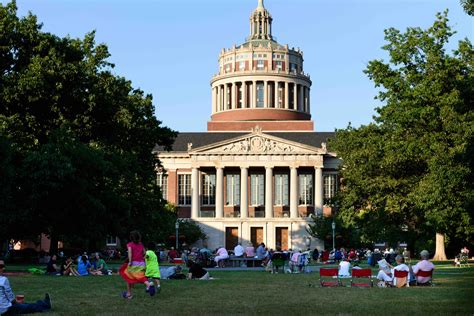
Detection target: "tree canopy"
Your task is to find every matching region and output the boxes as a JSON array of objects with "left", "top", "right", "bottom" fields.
[
  {"left": 0, "top": 1, "right": 177, "bottom": 251},
  {"left": 330, "top": 11, "right": 473, "bottom": 258}
]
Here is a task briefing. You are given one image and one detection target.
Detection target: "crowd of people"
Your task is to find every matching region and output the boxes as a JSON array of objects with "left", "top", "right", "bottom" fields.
[
  {"left": 44, "top": 252, "right": 112, "bottom": 277},
  {"left": 1, "top": 233, "right": 459, "bottom": 313}
]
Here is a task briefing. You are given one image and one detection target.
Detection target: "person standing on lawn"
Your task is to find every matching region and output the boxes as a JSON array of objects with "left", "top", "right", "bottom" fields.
[
  {"left": 144, "top": 242, "right": 161, "bottom": 296},
  {"left": 119, "top": 231, "right": 148, "bottom": 299},
  {"left": 0, "top": 260, "right": 52, "bottom": 314}
]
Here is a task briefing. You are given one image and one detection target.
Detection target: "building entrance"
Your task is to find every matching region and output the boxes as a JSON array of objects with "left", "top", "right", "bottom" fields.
[
  {"left": 225, "top": 227, "right": 238, "bottom": 250},
  {"left": 275, "top": 227, "right": 288, "bottom": 250}
]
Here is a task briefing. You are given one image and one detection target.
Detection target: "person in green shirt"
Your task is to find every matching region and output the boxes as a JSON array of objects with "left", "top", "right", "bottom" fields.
[
  {"left": 145, "top": 242, "right": 161, "bottom": 296},
  {"left": 91, "top": 253, "right": 109, "bottom": 276}
]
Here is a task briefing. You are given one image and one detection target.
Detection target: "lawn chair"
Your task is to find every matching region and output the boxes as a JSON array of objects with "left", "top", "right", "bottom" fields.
[
  {"left": 297, "top": 253, "right": 309, "bottom": 273},
  {"left": 271, "top": 253, "right": 287, "bottom": 274},
  {"left": 319, "top": 268, "right": 341, "bottom": 287},
  {"left": 350, "top": 268, "right": 373, "bottom": 287},
  {"left": 415, "top": 269, "right": 434, "bottom": 286},
  {"left": 392, "top": 270, "right": 409, "bottom": 288}
]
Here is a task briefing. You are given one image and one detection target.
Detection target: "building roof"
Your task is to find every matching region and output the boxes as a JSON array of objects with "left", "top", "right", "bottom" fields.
[{"left": 154, "top": 131, "right": 335, "bottom": 153}]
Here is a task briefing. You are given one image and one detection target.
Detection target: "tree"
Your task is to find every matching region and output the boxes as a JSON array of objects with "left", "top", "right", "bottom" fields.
[
  {"left": 331, "top": 11, "right": 473, "bottom": 259},
  {"left": 460, "top": 0, "right": 474, "bottom": 16},
  {"left": 0, "top": 1, "right": 177, "bottom": 250}
]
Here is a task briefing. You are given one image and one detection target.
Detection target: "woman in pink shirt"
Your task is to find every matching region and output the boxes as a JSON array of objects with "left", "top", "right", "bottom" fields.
[
  {"left": 119, "top": 230, "right": 148, "bottom": 299},
  {"left": 214, "top": 247, "right": 229, "bottom": 267},
  {"left": 245, "top": 243, "right": 255, "bottom": 257}
]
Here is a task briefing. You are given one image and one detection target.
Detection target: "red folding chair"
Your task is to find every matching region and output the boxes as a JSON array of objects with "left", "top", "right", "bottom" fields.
[
  {"left": 319, "top": 268, "right": 341, "bottom": 287},
  {"left": 415, "top": 269, "right": 433, "bottom": 286},
  {"left": 351, "top": 268, "right": 373, "bottom": 287},
  {"left": 393, "top": 269, "right": 409, "bottom": 288}
]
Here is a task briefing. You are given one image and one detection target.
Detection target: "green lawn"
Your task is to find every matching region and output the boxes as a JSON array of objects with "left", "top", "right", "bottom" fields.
[{"left": 5, "top": 264, "right": 474, "bottom": 315}]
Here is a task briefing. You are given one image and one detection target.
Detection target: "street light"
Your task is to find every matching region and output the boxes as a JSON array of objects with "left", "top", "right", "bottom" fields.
[
  {"left": 331, "top": 220, "right": 336, "bottom": 251},
  {"left": 175, "top": 221, "right": 179, "bottom": 250}
]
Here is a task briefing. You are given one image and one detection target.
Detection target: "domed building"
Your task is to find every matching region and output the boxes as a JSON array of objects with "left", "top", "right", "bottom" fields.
[
  {"left": 209, "top": 0, "right": 312, "bottom": 132},
  {"left": 155, "top": 0, "right": 340, "bottom": 251}
]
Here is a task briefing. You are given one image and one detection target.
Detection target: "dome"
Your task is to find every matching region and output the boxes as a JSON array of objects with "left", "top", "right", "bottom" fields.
[{"left": 208, "top": 0, "right": 313, "bottom": 132}]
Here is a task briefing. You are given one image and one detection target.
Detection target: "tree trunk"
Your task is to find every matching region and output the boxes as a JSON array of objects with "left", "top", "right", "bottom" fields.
[
  {"left": 433, "top": 232, "right": 447, "bottom": 261},
  {"left": 49, "top": 234, "right": 58, "bottom": 255}
]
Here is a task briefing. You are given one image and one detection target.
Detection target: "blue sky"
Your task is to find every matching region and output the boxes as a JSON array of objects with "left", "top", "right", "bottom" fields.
[{"left": 7, "top": 0, "right": 473, "bottom": 132}]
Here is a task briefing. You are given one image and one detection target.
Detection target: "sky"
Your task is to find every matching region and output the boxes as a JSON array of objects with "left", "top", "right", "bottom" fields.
[{"left": 6, "top": 0, "right": 473, "bottom": 132}]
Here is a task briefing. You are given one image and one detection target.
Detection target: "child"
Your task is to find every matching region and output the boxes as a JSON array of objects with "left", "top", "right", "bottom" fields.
[
  {"left": 145, "top": 242, "right": 161, "bottom": 296},
  {"left": 119, "top": 230, "right": 148, "bottom": 299}
]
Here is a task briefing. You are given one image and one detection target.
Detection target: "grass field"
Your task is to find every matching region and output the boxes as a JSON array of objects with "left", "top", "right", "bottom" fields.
[{"left": 5, "top": 264, "right": 474, "bottom": 315}]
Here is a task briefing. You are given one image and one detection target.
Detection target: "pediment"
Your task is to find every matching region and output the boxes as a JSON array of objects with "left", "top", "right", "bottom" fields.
[{"left": 190, "top": 132, "right": 326, "bottom": 155}]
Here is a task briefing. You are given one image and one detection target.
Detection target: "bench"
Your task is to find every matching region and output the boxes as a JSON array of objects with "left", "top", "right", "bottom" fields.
[{"left": 227, "top": 257, "right": 263, "bottom": 268}]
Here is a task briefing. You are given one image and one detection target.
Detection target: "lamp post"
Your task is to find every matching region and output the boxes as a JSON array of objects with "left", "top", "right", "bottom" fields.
[
  {"left": 331, "top": 220, "right": 336, "bottom": 251},
  {"left": 175, "top": 221, "right": 179, "bottom": 250}
]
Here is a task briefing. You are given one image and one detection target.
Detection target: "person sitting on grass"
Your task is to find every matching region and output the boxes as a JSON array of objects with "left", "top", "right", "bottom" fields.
[
  {"left": 90, "top": 253, "right": 109, "bottom": 276},
  {"left": 0, "top": 260, "right": 52, "bottom": 314},
  {"left": 376, "top": 255, "right": 409, "bottom": 287},
  {"left": 60, "top": 257, "right": 74, "bottom": 276},
  {"left": 412, "top": 250, "right": 435, "bottom": 285},
  {"left": 187, "top": 260, "right": 210, "bottom": 280},
  {"left": 76, "top": 255, "right": 92, "bottom": 276},
  {"left": 46, "top": 254, "right": 60, "bottom": 276}
]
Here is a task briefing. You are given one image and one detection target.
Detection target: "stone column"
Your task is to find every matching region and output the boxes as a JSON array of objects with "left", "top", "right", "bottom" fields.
[
  {"left": 232, "top": 82, "right": 237, "bottom": 110},
  {"left": 240, "top": 166, "right": 248, "bottom": 219},
  {"left": 224, "top": 84, "right": 229, "bottom": 110},
  {"left": 290, "top": 166, "right": 298, "bottom": 218},
  {"left": 265, "top": 167, "right": 273, "bottom": 218},
  {"left": 220, "top": 85, "right": 224, "bottom": 111},
  {"left": 211, "top": 86, "right": 215, "bottom": 114},
  {"left": 292, "top": 84, "right": 296, "bottom": 111},
  {"left": 299, "top": 84, "right": 304, "bottom": 112},
  {"left": 216, "top": 86, "right": 220, "bottom": 112},
  {"left": 274, "top": 81, "right": 279, "bottom": 108},
  {"left": 315, "top": 167, "right": 323, "bottom": 216},
  {"left": 242, "top": 82, "right": 247, "bottom": 108},
  {"left": 264, "top": 81, "right": 268, "bottom": 108},
  {"left": 216, "top": 167, "right": 224, "bottom": 218},
  {"left": 285, "top": 81, "right": 289, "bottom": 109},
  {"left": 307, "top": 87, "right": 311, "bottom": 113},
  {"left": 252, "top": 81, "right": 257, "bottom": 108},
  {"left": 191, "top": 167, "right": 199, "bottom": 218}
]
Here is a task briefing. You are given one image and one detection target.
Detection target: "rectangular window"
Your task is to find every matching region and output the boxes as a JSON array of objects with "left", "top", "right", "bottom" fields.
[
  {"left": 157, "top": 173, "right": 168, "bottom": 201},
  {"left": 202, "top": 173, "right": 216, "bottom": 205},
  {"left": 250, "top": 174, "right": 264, "bottom": 206},
  {"left": 226, "top": 174, "right": 240, "bottom": 206},
  {"left": 299, "top": 174, "right": 313, "bottom": 205},
  {"left": 239, "top": 61, "right": 245, "bottom": 71},
  {"left": 257, "top": 60, "right": 264, "bottom": 69},
  {"left": 225, "top": 64, "right": 231, "bottom": 73},
  {"left": 290, "top": 63, "right": 297, "bottom": 73},
  {"left": 106, "top": 236, "right": 117, "bottom": 246},
  {"left": 178, "top": 174, "right": 191, "bottom": 205},
  {"left": 276, "top": 60, "right": 283, "bottom": 70},
  {"left": 256, "top": 82, "right": 264, "bottom": 108},
  {"left": 323, "top": 174, "right": 338, "bottom": 200},
  {"left": 274, "top": 173, "right": 289, "bottom": 206}
]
